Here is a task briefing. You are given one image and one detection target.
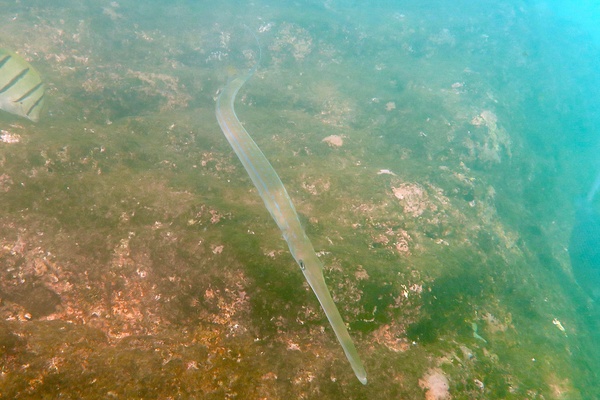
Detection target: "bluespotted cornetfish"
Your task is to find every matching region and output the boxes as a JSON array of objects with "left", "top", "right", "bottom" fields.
[
  {"left": 0, "top": 49, "right": 45, "bottom": 122},
  {"left": 215, "top": 40, "right": 367, "bottom": 385},
  {"left": 569, "top": 170, "right": 600, "bottom": 300}
]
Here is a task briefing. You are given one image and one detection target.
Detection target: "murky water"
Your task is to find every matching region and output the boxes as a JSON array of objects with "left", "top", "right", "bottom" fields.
[{"left": 1, "top": 1, "right": 599, "bottom": 398}]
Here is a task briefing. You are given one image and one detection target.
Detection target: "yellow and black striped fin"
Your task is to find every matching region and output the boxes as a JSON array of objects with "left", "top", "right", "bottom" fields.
[{"left": 0, "top": 49, "right": 45, "bottom": 122}]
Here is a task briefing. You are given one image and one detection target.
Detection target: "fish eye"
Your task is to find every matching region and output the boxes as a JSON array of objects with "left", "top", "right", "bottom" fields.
[{"left": 299, "top": 260, "right": 305, "bottom": 270}]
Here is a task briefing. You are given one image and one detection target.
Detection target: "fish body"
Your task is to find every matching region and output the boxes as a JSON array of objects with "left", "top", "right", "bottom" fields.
[
  {"left": 215, "top": 45, "right": 367, "bottom": 384},
  {"left": 569, "top": 201, "right": 600, "bottom": 300},
  {"left": 569, "top": 171, "right": 600, "bottom": 300},
  {"left": 0, "top": 49, "right": 45, "bottom": 122}
]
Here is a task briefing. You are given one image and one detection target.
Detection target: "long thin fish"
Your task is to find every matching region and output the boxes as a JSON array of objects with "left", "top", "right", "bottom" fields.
[
  {"left": 215, "top": 45, "right": 367, "bottom": 385},
  {"left": 570, "top": 170, "right": 600, "bottom": 300}
]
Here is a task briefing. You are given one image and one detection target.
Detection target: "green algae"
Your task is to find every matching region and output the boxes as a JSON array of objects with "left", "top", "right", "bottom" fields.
[{"left": 0, "top": 0, "right": 599, "bottom": 398}]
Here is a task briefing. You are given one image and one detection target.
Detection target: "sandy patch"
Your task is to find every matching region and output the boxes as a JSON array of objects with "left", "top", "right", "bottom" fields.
[
  {"left": 322, "top": 134, "right": 344, "bottom": 147},
  {"left": 419, "top": 368, "right": 451, "bottom": 400},
  {"left": 1, "top": 131, "right": 21, "bottom": 144},
  {"left": 392, "top": 183, "right": 430, "bottom": 217}
]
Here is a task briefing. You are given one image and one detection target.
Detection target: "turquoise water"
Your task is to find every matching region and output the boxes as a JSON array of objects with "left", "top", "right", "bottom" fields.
[{"left": 1, "top": 0, "right": 599, "bottom": 398}]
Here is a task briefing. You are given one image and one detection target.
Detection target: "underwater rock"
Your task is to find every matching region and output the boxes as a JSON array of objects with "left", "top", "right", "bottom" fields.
[
  {"left": 2, "top": 282, "right": 61, "bottom": 318},
  {"left": 322, "top": 134, "right": 344, "bottom": 147},
  {"left": 0, "top": 321, "right": 23, "bottom": 356}
]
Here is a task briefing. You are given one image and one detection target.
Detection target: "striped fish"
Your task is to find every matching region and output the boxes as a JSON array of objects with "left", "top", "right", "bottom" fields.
[{"left": 0, "top": 49, "right": 45, "bottom": 122}]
